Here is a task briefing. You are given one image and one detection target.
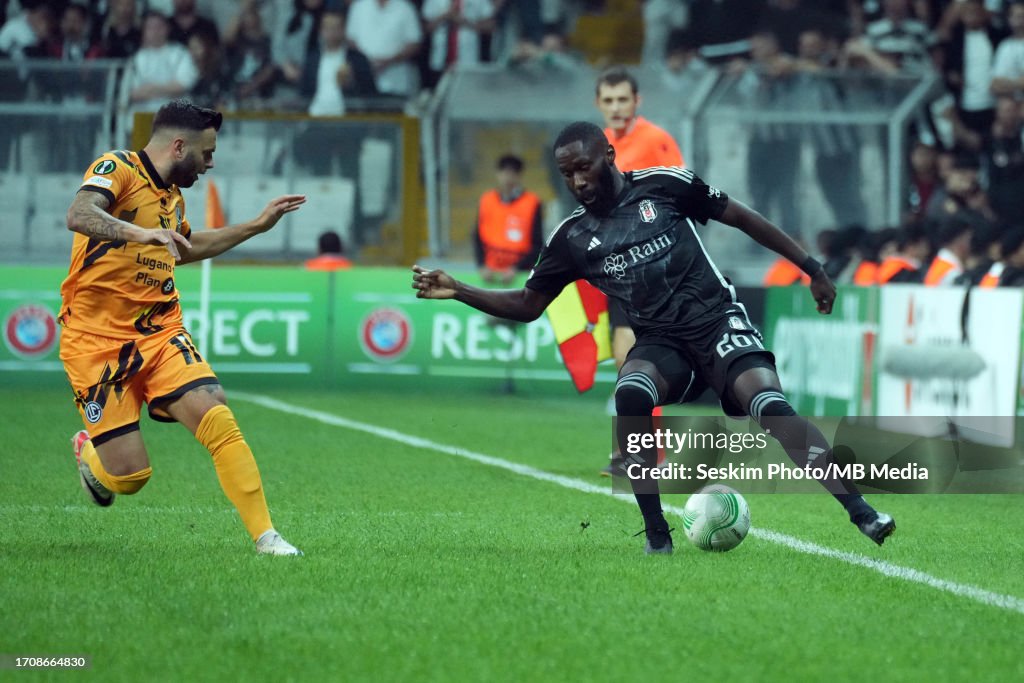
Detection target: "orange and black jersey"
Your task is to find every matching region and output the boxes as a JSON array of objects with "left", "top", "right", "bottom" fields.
[
  {"left": 60, "top": 150, "right": 192, "bottom": 339},
  {"left": 526, "top": 167, "right": 734, "bottom": 335}
]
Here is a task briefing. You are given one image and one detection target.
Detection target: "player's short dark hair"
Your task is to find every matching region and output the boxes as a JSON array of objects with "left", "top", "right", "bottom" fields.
[
  {"left": 553, "top": 121, "right": 608, "bottom": 155},
  {"left": 497, "top": 155, "right": 524, "bottom": 173},
  {"left": 318, "top": 231, "right": 344, "bottom": 255},
  {"left": 152, "top": 99, "right": 223, "bottom": 133},
  {"left": 595, "top": 66, "right": 638, "bottom": 96},
  {"left": 1000, "top": 227, "right": 1024, "bottom": 257}
]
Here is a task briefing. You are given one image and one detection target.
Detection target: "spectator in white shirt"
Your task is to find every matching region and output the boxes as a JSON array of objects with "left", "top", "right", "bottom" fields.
[
  {"left": 306, "top": 10, "right": 377, "bottom": 116},
  {"left": 346, "top": 0, "right": 423, "bottom": 97},
  {"left": 121, "top": 12, "right": 198, "bottom": 133},
  {"left": 422, "top": 0, "right": 495, "bottom": 87},
  {"left": 942, "top": 0, "right": 1006, "bottom": 136},
  {"left": 991, "top": 1, "right": 1024, "bottom": 96},
  {"left": 0, "top": 2, "right": 54, "bottom": 58}
]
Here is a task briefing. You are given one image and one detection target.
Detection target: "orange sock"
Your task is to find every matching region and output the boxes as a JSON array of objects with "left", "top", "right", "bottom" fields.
[{"left": 195, "top": 405, "right": 272, "bottom": 541}]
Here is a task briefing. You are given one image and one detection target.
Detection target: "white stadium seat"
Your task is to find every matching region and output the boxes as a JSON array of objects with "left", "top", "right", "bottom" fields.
[
  {"left": 0, "top": 173, "right": 31, "bottom": 251},
  {"left": 358, "top": 138, "right": 393, "bottom": 218},
  {"left": 224, "top": 176, "right": 290, "bottom": 254},
  {"left": 29, "top": 174, "right": 82, "bottom": 255},
  {"left": 289, "top": 176, "right": 355, "bottom": 254}
]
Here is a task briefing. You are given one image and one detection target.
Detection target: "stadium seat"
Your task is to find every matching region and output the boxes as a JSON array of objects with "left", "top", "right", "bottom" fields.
[
  {"left": 224, "top": 176, "right": 290, "bottom": 254},
  {"left": 289, "top": 177, "right": 355, "bottom": 255},
  {"left": 29, "top": 173, "right": 82, "bottom": 255},
  {"left": 211, "top": 124, "right": 275, "bottom": 178},
  {"left": 358, "top": 138, "right": 393, "bottom": 218},
  {"left": 0, "top": 173, "right": 31, "bottom": 252}
]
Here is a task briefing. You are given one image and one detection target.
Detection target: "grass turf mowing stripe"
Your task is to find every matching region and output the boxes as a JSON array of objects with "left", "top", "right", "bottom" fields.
[{"left": 234, "top": 391, "right": 1024, "bottom": 617}]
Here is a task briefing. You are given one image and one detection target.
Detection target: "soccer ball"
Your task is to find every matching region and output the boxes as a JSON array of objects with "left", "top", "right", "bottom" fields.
[{"left": 681, "top": 484, "right": 751, "bottom": 552}]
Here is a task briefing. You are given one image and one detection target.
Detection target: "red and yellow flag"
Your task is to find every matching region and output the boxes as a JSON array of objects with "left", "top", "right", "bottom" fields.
[
  {"left": 545, "top": 280, "right": 611, "bottom": 392},
  {"left": 206, "top": 178, "right": 226, "bottom": 229}
]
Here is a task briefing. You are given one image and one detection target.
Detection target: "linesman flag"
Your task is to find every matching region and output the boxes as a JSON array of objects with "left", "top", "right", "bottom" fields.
[
  {"left": 545, "top": 280, "right": 611, "bottom": 392},
  {"left": 206, "top": 178, "right": 226, "bottom": 228}
]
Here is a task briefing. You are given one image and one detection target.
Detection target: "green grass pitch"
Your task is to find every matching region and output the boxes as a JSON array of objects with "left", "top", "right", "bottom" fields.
[{"left": 2, "top": 385, "right": 1023, "bottom": 682}]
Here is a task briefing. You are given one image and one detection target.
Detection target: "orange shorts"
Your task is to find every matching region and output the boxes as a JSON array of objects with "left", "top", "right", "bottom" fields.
[{"left": 60, "top": 325, "right": 218, "bottom": 445}]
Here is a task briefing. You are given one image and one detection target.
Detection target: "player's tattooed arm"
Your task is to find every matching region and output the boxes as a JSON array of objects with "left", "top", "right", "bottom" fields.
[
  {"left": 66, "top": 191, "right": 126, "bottom": 241},
  {"left": 411, "top": 265, "right": 555, "bottom": 322},
  {"left": 66, "top": 191, "right": 192, "bottom": 261}
]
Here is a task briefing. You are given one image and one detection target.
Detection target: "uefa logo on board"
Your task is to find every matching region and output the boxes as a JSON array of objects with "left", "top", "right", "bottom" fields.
[
  {"left": 4, "top": 304, "right": 57, "bottom": 359},
  {"left": 360, "top": 308, "right": 412, "bottom": 362}
]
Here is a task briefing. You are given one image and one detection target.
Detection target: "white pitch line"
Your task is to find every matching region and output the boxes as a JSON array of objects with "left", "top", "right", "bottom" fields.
[{"left": 234, "top": 392, "right": 1024, "bottom": 617}]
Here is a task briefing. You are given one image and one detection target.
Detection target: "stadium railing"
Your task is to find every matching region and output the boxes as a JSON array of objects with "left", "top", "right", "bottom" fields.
[
  {"left": 423, "top": 63, "right": 943, "bottom": 286},
  {"left": 0, "top": 58, "right": 425, "bottom": 266}
]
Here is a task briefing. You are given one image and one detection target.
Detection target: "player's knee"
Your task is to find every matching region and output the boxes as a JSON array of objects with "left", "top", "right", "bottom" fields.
[
  {"left": 615, "top": 372, "right": 659, "bottom": 416},
  {"left": 105, "top": 467, "right": 152, "bottom": 495},
  {"left": 195, "top": 404, "right": 245, "bottom": 453},
  {"left": 747, "top": 390, "right": 796, "bottom": 425}
]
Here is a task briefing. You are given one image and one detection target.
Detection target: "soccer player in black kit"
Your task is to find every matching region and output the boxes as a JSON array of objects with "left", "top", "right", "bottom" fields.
[{"left": 412, "top": 121, "right": 895, "bottom": 554}]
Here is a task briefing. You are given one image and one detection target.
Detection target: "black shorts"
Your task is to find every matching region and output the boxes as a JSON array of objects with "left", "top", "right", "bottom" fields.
[
  {"left": 625, "top": 308, "right": 775, "bottom": 415},
  {"left": 608, "top": 297, "right": 630, "bottom": 329}
]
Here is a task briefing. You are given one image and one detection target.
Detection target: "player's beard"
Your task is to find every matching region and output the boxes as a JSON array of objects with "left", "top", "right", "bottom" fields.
[
  {"left": 172, "top": 157, "right": 201, "bottom": 188},
  {"left": 585, "top": 162, "right": 618, "bottom": 216}
]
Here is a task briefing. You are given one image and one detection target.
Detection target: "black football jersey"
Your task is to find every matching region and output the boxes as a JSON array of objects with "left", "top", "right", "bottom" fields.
[{"left": 526, "top": 167, "right": 738, "bottom": 335}]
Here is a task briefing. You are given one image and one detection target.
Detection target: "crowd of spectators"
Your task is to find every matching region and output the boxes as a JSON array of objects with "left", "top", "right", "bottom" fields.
[
  {"left": 3, "top": 2, "right": 1022, "bottom": 124},
  {"left": 3, "top": 0, "right": 1024, "bottom": 285},
  {"left": 0, "top": 0, "right": 594, "bottom": 114}
]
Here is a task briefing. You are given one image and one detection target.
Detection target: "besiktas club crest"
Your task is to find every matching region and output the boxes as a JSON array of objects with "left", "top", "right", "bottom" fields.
[{"left": 639, "top": 199, "right": 657, "bottom": 223}]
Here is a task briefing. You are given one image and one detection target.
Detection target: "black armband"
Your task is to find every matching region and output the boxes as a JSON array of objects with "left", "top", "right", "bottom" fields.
[{"left": 800, "top": 256, "right": 823, "bottom": 276}]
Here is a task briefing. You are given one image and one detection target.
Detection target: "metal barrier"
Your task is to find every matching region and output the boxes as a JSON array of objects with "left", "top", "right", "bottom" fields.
[
  {"left": 1, "top": 58, "right": 941, "bottom": 276},
  {"left": 422, "top": 63, "right": 942, "bottom": 283},
  {"left": 0, "top": 58, "right": 424, "bottom": 266},
  {"left": 128, "top": 111, "right": 423, "bottom": 265}
]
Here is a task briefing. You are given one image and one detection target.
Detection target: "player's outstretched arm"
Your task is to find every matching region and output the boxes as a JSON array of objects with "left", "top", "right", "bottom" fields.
[
  {"left": 67, "top": 191, "right": 192, "bottom": 261},
  {"left": 179, "top": 194, "right": 306, "bottom": 264},
  {"left": 411, "top": 265, "right": 555, "bottom": 322},
  {"left": 719, "top": 197, "right": 835, "bottom": 314}
]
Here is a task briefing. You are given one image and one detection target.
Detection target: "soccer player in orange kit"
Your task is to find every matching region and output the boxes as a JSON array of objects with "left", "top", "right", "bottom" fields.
[{"left": 61, "top": 100, "right": 305, "bottom": 556}]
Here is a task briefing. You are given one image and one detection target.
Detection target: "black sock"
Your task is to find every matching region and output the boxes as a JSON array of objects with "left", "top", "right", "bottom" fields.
[
  {"left": 749, "top": 391, "right": 868, "bottom": 517},
  {"left": 633, "top": 493, "right": 667, "bottom": 531},
  {"left": 615, "top": 378, "right": 665, "bottom": 532},
  {"left": 836, "top": 494, "right": 873, "bottom": 522}
]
